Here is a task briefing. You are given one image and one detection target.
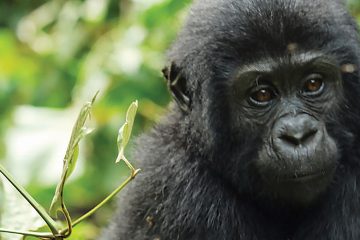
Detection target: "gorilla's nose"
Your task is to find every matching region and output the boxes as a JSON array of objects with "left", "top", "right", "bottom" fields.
[{"left": 275, "top": 114, "right": 320, "bottom": 148}]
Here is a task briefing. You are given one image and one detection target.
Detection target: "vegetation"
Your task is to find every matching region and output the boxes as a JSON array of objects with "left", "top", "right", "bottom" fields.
[{"left": 0, "top": 0, "right": 190, "bottom": 238}]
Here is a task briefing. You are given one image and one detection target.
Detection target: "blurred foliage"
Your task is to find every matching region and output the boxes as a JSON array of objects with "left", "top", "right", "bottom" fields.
[
  {"left": 0, "top": 0, "right": 190, "bottom": 239},
  {"left": 0, "top": 0, "right": 359, "bottom": 239},
  {"left": 349, "top": 0, "right": 360, "bottom": 18}
]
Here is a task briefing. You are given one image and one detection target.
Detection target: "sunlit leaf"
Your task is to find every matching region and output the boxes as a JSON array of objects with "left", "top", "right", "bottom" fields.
[
  {"left": 49, "top": 93, "right": 97, "bottom": 218},
  {"left": 116, "top": 100, "right": 138, "bottom": 163},
  {"left": 0, "top": 176, "right": 46, "bottom": 240}
]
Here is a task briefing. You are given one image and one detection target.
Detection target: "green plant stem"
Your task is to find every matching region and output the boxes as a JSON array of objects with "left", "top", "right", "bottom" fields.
[
  {"left": 0, "top": 228, "right": 53, "bottom": 238},
  {"left": 0, "top": 164, "right": 59, "bottom": 236},
  {"left": 122, "top": 157, "right": 138, "bottom": 177},
  {"left": 60, "top": 202, "right": 72, "bottom": 238},
  {"left": 60, "top": 168, "right": 140, "bottom": 235}
]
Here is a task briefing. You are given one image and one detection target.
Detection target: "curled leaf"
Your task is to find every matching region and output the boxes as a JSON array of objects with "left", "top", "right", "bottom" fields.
[
  {"left": 116, "top": 100, "right": 138, "bottom": 163},
  {"left": 50, "top": 94, "right": 97, "bottom": 219}
]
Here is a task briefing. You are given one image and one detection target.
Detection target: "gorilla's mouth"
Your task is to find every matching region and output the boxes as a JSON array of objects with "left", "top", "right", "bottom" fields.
[
  {"left": 285, "top": 166, "right": 336, "bottom": 182},
  {"left": 262, "top": 165, "right": 337, "bottom": 206}
]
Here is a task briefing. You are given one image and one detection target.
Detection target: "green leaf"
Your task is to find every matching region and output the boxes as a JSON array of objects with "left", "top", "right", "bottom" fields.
[
  {"left": 49, "top": 93, "right": 97, "bottom": 219},
  {"left": 0, "top": 176, "right": 46, "bottom": 240},
  {"left": 116, "top": 100, "right": 138, "bottom": 163}
]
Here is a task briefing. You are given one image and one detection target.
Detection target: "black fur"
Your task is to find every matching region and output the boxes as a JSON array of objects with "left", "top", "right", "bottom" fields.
[{"left": 102, "top": 0, "right": 360, "bottom": 239}]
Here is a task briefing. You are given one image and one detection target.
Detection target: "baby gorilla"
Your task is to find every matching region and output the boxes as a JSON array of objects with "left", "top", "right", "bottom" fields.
[{"left": 103, "top": 0, "right": 360, "bottom": 239}]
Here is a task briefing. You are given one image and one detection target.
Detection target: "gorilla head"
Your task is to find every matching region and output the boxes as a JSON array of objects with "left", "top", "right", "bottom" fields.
[
  {"left": 103, "top": 0, "right": 360, "bottom": 239},
  {"left": 164, "top": 0, "right": 360, "bottom": 207}
]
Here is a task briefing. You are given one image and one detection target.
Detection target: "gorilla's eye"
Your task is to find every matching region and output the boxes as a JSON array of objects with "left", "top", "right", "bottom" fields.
[
  {"left": 249, "top": 87, "right": 275, "bottom": 106},
  {"left": 303, "top": 74, "right": 324, "bottom": 95}
]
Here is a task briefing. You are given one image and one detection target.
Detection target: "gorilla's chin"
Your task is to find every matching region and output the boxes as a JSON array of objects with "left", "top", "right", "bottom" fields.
[{"left": 263, "top": 165, "right": 336, "bottom": 207}]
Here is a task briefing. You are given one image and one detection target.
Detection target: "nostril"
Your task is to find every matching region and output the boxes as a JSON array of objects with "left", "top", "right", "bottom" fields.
[
  {"left": 279, "top": 129, "right": 318, "bottom": 146},
  {"left": 279, "top": 135, "right": 301, "bottom": 146},
  {"left": 301, "top": 129, "right": 318, "bottom": 143}
]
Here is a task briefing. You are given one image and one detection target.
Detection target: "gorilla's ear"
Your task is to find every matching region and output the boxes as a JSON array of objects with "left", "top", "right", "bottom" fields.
[{"left": 162, "top": 62, "right": 191, "bottom": 112}]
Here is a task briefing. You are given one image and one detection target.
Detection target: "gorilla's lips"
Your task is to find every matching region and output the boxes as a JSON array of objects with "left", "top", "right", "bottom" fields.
[
  {"left": 261, "top": 163, "right": 337, "bottom": 206},
  {"left": 286, "top": 165, "right": 336, "bottom": 182}
]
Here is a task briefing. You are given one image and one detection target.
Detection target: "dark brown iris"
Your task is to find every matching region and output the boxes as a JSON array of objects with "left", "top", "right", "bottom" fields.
[
  {"left": 252, "top": 88, "right": 273, "bottom": 103},
  {"left": 304, "top": 79, "right": 323, "bottom": 93}
]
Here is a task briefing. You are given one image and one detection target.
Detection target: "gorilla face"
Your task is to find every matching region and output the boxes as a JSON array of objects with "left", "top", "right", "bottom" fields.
[
  {"left": 164, "top": 0, "right": 360, "bottom": 208},
  {"left": 229, "top": 53, "right": 342, "bottom": 205}
]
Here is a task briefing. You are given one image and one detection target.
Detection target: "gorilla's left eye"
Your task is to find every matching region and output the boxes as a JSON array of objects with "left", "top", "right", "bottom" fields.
[
  {"left": 303, "top": 74, "right": 324, "bottom": 95},
  {"left": 249, "top": 87, "right": 276, "bottom": 106}
]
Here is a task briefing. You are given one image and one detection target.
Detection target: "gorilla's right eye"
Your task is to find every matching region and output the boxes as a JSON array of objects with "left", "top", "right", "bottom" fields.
[
  {"left": 302, "top": 74, "right": 324, "bottom": 96},
  {"left": 249, "top": 87, "right": 276, "bottom": 106}
]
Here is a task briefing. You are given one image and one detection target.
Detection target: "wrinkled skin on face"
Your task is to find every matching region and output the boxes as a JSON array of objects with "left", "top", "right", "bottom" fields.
[{"left": 229, "top": 54, "right": 343, "bottom": 205}]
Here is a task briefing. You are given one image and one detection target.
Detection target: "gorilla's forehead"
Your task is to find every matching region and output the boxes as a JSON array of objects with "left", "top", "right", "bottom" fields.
[
  {"left": 236, "top": 52, "right": 336, "bottom": 74},
  {"left": 167, "top": 0, "right": 360, "bottom": 90},
  {"left": 174, "top": 0, "right": 356, "bottom": 59}
]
